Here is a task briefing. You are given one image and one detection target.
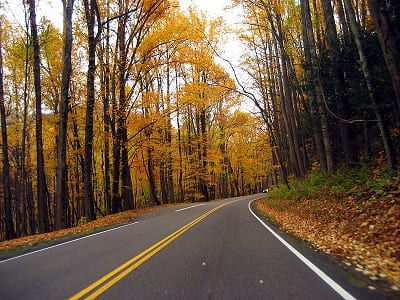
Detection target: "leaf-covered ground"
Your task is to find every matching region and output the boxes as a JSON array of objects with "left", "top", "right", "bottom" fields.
[
  {"left": 0, "top": 210, "right": 136, "bottom": 253},
  {"left": 253, "top": 169, "right": 400, "bottom": 298},
  {"left": 0, "top": 204, "right": 182, "bottom": 255}
]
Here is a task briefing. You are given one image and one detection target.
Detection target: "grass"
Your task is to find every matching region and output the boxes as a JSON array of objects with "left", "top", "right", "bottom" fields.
[{"left": 267, "top": 163, "right": 397, "bottom": 203}]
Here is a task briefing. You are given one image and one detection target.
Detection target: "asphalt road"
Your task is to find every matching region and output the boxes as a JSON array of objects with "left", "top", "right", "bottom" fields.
[{"left": 0, "top": 194, "right": 383, "bottom": 299}]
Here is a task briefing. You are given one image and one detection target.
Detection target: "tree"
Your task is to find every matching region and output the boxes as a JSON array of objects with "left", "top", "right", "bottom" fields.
[
  {"left": 82, "top": 0, "right": 101, "bottom": 222},
  {"left": 237, "top": 0, "right": 308, "bottom": 176},
  {"left": 27, "top": 0, "right": 50, "bottom": 233},
  {"left": 300, "top": 0, "right": 333, "bottom": 172},
  {"left": 0, "top": 16, "right": 16, "bottom": 239},
  {"left": 55, "top": 0, "right": 75, "bottom": 229},
  {"left": 1, "top": 0, "right": 274, "bottom": 240},
  {"left": 320, "top": 0, "right": 357, "bottom": 164},
  {"left": 367, "top": 0, "right": 400, "bottom": 111},
  {"left": 98, "top": 0, "right": 112, "bottom": 214},
  {"left": 343, "top": 0, "right": 397, "bottom": 169}
]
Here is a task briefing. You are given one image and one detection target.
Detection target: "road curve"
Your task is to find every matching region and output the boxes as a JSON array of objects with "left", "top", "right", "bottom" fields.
[{"left": 0, "top": 194, "right": 382, "bottom": 299}]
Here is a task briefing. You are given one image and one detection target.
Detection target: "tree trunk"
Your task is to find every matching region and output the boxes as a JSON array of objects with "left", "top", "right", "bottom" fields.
[
  {"left": 112, "top": 126, "right": 122, "bottom": 213},
  {"left": 219, "top": 130, "right": 229, "bottom": 199},
  {"left": 83, "top": 0, "right": 100, "bottom": 221},
  {"left": 115, "top": 12, "right": 135, "bottom": 210},
  {"left": 101, "top": 24, "right": 112, "bottom": 214},
  {"left": 165, "top": 66, "right": 174, "bottom": 203},
  {"left": 199, "top": 108, "right": 209, "bottom": 201},
  {"left": 19, "top": 8, "right": 32, "bottom": 236},
  {"left": 147, "top": 146, "right": 161, "bottom": 206},
  {"left": 28, "top": 0, "right": 50, "bottom": 232},
  {"left": 320, "top": 0, "right": 357, "bottom": 164},
  {"left": 266, "top": 6, "right": 306, "bottom": 176},
  {"left": 55, "top": 0, "right": 74, "bottom": 229},
  {"left": 299, "top": 0, "right": 334, "bottom": 172},
  {"left": 176, "top": 104, "right": 184, "bottom": 202},
  {"left": 0, "top": 24, "right": 16, "bottom": 239},
  {"left": 335, "top": 0, "right": 351, "bottom": 43},
  {"left": 160, "top": 161, "right": 167, "bottom": 204},
  {"left": 121, "top": 126, "right": 135, "bottom": 210},
  {"left": 367, "top": 0, "right": 400, "bottom": 111}
]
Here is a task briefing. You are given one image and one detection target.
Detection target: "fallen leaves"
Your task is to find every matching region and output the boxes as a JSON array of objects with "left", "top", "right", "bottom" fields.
[
  {"left": 0, "top": 210, "right": 136, "bottom": 252},
  {"left": 0, "top": 203, "right": 186, "bottom": 253},
  {"left": 253, "top": 187, "right": 400, "bottom": 291}
]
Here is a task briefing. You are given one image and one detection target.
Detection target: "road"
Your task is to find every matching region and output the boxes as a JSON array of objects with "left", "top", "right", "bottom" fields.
[{"left": 0, "top": 194, "right": 382, "bottom": 299}]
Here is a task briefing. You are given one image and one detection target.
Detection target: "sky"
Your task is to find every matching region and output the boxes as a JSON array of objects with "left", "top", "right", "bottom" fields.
[
  {"left": 4, "top": 0, "right": 246, "bottom": 91},
  {"left": 4, "top": 0, "right": 236, "bottom": 28},
  {"left": 178, "top": 0, "right": 245, "bottom": 76},
  {"left": 179, "top": 0, "right": 232, "bottom": 18}
]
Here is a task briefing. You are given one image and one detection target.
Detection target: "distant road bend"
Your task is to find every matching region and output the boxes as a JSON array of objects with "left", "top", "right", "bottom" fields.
[{"left": 0, "top": 194, "right": 382, "bottom": 299}]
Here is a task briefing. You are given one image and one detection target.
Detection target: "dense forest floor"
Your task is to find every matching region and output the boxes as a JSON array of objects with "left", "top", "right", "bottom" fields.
[{"left": 253, "top": 163, "right": 400, "bottom": 298}]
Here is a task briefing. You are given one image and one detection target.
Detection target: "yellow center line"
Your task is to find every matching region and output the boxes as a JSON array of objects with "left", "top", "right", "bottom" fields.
[{"left": 69, "top": 201, "right": 233, "bottom": 300}]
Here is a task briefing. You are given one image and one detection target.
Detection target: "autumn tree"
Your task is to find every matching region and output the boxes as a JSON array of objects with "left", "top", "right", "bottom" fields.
[
  {"left": 1, "top": 0, "right": 273, "bottom": 239},
  {"left": 55, "top": 0, "right": 75, "bottom": 229},
  {"left": 236, "top": 0, "right": 308, "bottom": 183},
  {"left": 0, "top": 16, "right": 16, "bottom": 239},
  {"left": 28, "top": 0, "right": 50, "bottom": 233},
  {"left": 235, "top": 0, "right": 399, "bottom": 183},
  {"left": 82, "top": 0, "right": 101, "bottom": 222}
]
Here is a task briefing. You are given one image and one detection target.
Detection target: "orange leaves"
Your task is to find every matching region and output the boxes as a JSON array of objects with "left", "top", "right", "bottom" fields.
[{"left": 0, "top": 210, "right": 136, "bottom": 252}]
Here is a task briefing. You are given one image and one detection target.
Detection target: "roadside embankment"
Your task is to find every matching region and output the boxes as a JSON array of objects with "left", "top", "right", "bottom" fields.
[{"left": 253, "top": 166, "right": 399, "bottom": 298}]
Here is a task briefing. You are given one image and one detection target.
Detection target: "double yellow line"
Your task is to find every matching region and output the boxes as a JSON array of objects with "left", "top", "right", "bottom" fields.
[{"left": 69, "top": 201, "right": 231, "bottom": 300}]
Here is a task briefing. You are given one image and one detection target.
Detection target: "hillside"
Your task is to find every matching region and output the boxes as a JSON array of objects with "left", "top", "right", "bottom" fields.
[{"left": 253, "top": 164, "right": 400, "bottom": 298}]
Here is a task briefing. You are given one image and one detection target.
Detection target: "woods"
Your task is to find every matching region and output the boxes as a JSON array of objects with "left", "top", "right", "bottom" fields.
[
  {"left": 0, "top": 0, "right": 399, "bottom": 241},
  {"left": 236, "top": 0, "right": 399, "bottom": 178},
  {"left": 0, "top": 0, "right": 269, "bottom": 240}
]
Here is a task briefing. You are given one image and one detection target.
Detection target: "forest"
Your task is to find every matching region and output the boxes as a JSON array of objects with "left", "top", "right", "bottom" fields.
[{"left": 0, "top": 0, "right": 399, "bottom": 241}]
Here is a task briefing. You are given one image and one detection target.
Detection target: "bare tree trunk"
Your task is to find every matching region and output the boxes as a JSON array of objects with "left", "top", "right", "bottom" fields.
[
  {"left": 320, "top": 0, "right": 357, "bottom": 164},
  {"left": 147, "top": 146, "right": 161, "bottom": 206},
  {"left": 219, "top": 129, "right": 229, "bottom": 198},
  {"left": 111, "top": 128, "right": 122, "bottom": 213},
  {"left": 83, "top": 0, "right": 100, "bottom": 221},
  {"left": 28, "top": 0, "right": 50, "bottom": 232},
  {"left": 198, "top": 108, "right": 209, "bottom": 201},
  {"left": 110, "top": 28, "right": 120, "bottom": 213},
  {"left": 160, "top": 161, "right": 167, "bottom": 204},
  {"left": 55, "top": 0, "right": 75, "bottom": 229},
  {"left": 121, "top": 126, "right": 135, "bottom": 210},
  {"left": 299, "top": 0, "right": 334, "bottom": 172},
  {"left": 0, "top": 23, "right": 16, "bottom": 239},
  {"left": 165, "top": 66, "right": 174, "bottom": 203},
  {"left": 367, "top": 0, "right": 400, "bottom": 111},
  {"left": 265, "top": 5, "right": 306, "bottom": 176},
  {"left": 21, "top": 7, "right": 35, "bottom": 235},
  {"left": 100, "top": 16, "right": 112, "bottom": 214},
  {"left": 176, "top": 103, "right": 184, "bottom": 202},
  {"left": 115, "top": 12, "right": 135, "bottom": 211},
  {"left": 334, "top": 0, "right": 351, "bottom": 42}
]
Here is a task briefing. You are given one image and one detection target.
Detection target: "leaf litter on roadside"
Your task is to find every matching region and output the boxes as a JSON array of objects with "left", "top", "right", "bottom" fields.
[{"left": 253, "top": 184, "right": 400, "bottom": 292}]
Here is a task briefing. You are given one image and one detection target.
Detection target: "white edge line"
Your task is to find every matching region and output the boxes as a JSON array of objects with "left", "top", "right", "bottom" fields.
[
  {"left": 0, "top": 221, "right": 139, "bottom": 264},
  {"left": 175, "top": 203, "right": 205, "bottom": 212},
  {"left": 248, "top": 199, "right": 356, "bottom": 300}
]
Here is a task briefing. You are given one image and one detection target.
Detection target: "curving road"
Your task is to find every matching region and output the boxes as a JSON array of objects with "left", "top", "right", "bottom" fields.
[{"left": 0, "top": 194, "right": 382, "bottom": 299}]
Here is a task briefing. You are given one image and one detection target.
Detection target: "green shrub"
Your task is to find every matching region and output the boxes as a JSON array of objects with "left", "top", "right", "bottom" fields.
[{"left": 266, "top": 163, "right": 397, "bottom": 202}]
